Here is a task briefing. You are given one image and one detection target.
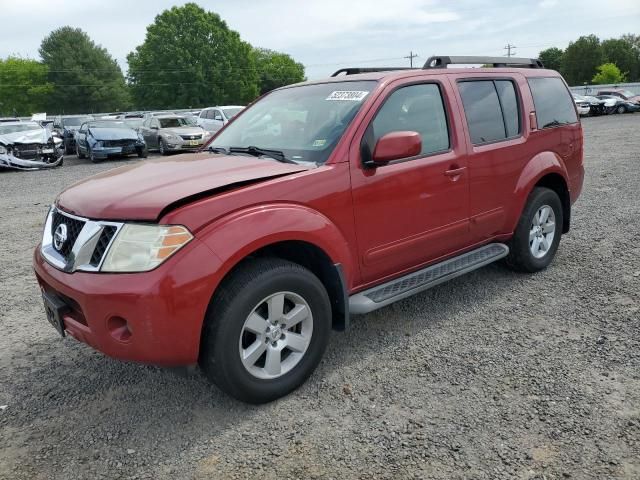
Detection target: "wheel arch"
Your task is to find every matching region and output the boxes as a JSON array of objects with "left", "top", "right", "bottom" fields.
[
  {"left": 197, "top": 204, "right": 357, "bottom": 337},
  {"left": 513, "top": 152, "right": 571, "bottom": 234}
]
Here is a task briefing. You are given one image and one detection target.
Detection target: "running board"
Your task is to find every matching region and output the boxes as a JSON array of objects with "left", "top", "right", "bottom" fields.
[{"left": 349, "top": 243, "right": 509, "bottom": 314}]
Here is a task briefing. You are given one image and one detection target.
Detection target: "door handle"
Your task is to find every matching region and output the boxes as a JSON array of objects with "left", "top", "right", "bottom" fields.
[{"left": 444, "top": 166, "right": 466, "bottom": 178}]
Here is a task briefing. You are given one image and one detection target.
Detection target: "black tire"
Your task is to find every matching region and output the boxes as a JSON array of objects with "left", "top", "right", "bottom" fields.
[
  {"left": 505, "top": 187, "right": 563, "bottom": 273},
  {"left": 137, "top": 146, "right": 148, "bottom": 158},
  {"left": 88, "top": 147, "right": 101, "bottom": 164},
  {"left": 199, "top": 258, "right": 332, "bottom": 403},
  {"left": 76, "top": 144, "right": 85, "bottom": 159},
  {"left": 616, "top": 104, "right": 626, "bottom": 114},
  {"left": 159, "top": 138, "right": 168, "bottom": 156},
  {"left": 64, "top": 142, "right": 73, "bottom": 155}
]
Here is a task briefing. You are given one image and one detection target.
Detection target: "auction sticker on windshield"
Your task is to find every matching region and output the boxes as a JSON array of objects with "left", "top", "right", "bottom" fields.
[{"left": 326, "top": 91, "right": 369, "bottom": 101}]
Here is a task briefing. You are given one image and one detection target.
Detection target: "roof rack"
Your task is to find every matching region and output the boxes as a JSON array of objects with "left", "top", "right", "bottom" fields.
[
  {"left": 423, "top": 56, "right": 544, "bottom": 69},
  {"left": 330, "top": 67, "right": 415, "bottom": 77}
]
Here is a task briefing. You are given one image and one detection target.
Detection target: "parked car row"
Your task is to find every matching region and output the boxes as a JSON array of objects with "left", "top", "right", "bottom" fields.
[{"left": 572, "top": 93, "right": 639, "bottom": 116}]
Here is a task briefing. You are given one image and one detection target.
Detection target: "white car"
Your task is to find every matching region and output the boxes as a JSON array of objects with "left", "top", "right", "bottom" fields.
[
  {"left": 197, "top": 105, "right": 244, "bottom": 133},
  {"left": 572, "top": 94, "right": 591, "bottom": 116}
]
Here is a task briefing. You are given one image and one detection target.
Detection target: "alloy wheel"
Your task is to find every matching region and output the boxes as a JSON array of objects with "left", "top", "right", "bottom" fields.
[
  {"left": 529, "top": 205, "right": 556, "bottom": 258},
  {"left": 238, "top": 291, "right": 313, "bottom": 380}
]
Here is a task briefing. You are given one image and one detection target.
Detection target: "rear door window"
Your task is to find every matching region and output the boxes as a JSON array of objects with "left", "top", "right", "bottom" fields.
[
  {"left": 528, "top": 77, "right": 578, "bottom": 129},
  {"left": 458, "top": 81, "right": 507, "bottom": 144},
  {"left": 495, "top": 80, "right": 520, "bottom": 137}
]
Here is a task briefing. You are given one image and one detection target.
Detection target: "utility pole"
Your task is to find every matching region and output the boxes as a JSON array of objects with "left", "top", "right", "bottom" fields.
[
  {"left": 504, "top": 44, "right": 517, "bottom": 57},
  {"left": 404, "top": 51, "right": 418, "bottom": 68}
]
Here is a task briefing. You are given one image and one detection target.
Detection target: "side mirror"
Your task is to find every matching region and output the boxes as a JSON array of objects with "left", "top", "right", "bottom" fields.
[{"left": 371, "top": 131, "right": 422, "bottom": 165}]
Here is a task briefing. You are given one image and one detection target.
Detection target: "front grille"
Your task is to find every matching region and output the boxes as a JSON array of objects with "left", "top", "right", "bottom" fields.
[
  {"left": 180, "top": 134, "right": 203, "bottom": 140},
  {"left": 89, "top": 226, "right": 117, "bottom": 266},
  {"left": 12, "top": 143, "right": 40, "bottom": 159},
  {"left": 51, "top": 211, "right": 85, "bottom": 260},
  {"left": 103, "top": 139, "right": 137, "bottom": 147}
]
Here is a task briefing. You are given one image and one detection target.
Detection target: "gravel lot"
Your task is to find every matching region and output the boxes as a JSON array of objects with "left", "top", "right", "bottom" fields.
[{"left": 1, "top": 115, "right": 639, "bottom": 480}]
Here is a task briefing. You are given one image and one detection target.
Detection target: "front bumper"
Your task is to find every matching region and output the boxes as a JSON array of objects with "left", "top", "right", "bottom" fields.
[
  {"left": 0, "top": 149, "right": 64, "bottom": 171},
  {"left": 33, "top": 238, "right": 221, "bottom": 366},
  {"left": 165, "top": 138, "right": 206, "bottom": 151}
]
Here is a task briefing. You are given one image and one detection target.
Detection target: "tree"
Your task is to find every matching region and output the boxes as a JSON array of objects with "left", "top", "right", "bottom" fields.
[
  {"left": 621, "top": 33, "right": 640, "bottom": 53},
  {"left": 39, "top": 27, "right": 130, "bottom": 114},
  {"left": 562, "top": 35, "right": 603, "bottom": 86},
  {"left": 592, "top": 63, "right": 627, "bottom": 84},
  {"left": 0, "top": 57, "right": 53, "bottom": 116},
  {"left": 127, "top": 3, "right": 259, "bottom": 109},
  {"left": 253, "top": 48, "right": 305, "bottom": 95},
  {"left": 601, "top": 38, "right": 639, "bottom": 82},
  {"left": 538, "top": 47, "right": 564, "bottom": 72}
]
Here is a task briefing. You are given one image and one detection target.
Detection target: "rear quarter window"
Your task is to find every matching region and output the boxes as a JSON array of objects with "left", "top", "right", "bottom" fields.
[{"left": 528, "top": 77, "right": 577, "bottom": 129}]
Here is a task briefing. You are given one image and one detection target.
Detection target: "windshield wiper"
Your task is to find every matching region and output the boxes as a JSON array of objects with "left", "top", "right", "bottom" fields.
[{"left": 228, "top": 146, "right": 297, "bottom": 164}]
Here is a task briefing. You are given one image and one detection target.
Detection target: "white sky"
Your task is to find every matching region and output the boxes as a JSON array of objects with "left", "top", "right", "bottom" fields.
[{"left": 1, "top": 0, "right": 639, "bottom": 79}]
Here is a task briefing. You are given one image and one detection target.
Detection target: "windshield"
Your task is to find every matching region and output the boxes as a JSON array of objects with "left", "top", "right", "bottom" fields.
[
  {"left": 222, "top": 107, "right": 243, "bottom": 119},
  {"left": 124, "top": 118, "right": 144, "bottom": 129},
  {"left": 159, "top": 117, "right": 191, "bottom": 128},
  {"left": 210, "top": 81, "right": 376, "bottom": 164},
  {"left": 62, "top": 117, "right": 91, "bottom": 127},
  {"left": 0, "top": 123, "right": 41, "bottom": 134},
  {"left": 88, "top": 121, "right": 131, "bottom": 129}
]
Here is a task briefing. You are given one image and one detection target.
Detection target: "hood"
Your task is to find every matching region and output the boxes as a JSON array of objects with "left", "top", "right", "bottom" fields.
[
  {"left": 88, "top": 127, "right": 139, "bottom": 141},
  {"left": 56, "top": 153, "right": 310, "bottom": 221},
  {"left": 161, "top": 126, "right": 204, "bottom": 136},
  {"left": 0, "top": 128, "right": 49, "bottom": 145}
]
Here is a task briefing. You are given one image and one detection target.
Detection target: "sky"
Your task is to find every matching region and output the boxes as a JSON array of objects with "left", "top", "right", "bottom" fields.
[{"left": 1, "top": 0, "right": 639, "bottom": 80}]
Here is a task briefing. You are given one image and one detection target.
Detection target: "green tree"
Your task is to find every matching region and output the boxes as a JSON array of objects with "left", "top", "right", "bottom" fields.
[
  {"left": 538, "top": 47, "right": 564, "bottom": 72},
  {"left": 0, "top": 57, "right": 53, "bottom": 116},
  {"left": 601, "top": 38, "right": 639, "bottom": 81},
  {"left": 127, "top": 3, "right": 259, "bottom": 109},
  {"left": 39, "top": 27, "right": 129, "bottom": 114},
  {"left": 253, "top": 48, "right": 305, "bottom": 95},
  {"left": 592, "top": 63, "right": 627, "bottom": 84},
  {"left": 562, "top": 35, "right": 603, "bottom": 85},
  {"left": 621, "top": 33, "right": 640, "bottom": 53}
]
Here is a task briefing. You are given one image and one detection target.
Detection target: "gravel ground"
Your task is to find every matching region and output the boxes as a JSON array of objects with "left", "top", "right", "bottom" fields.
[{"left": 0, "top": 115, "right": 639, "bottom": 480}]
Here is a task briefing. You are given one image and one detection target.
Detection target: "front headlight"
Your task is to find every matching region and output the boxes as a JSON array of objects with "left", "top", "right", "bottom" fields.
[
  {"left": 0, "top": 145, "right": 6, "bottom": 154},
  {"left": 101, "top": 224, "right": 193, "bottom": 272},
  {"left": 165, "top": 134, "right": 179, "bottom": 141}
]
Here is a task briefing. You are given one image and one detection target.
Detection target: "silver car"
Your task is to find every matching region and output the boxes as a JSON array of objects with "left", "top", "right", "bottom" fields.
[
  {"left": 197, "top": 106, "right": 244, "bottom": 133},
  {"left": 139, "top": 115, "right": 211, "bottom": 155}
]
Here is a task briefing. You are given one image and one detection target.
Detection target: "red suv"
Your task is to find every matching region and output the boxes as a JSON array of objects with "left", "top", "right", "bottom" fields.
[{"left": 34, "top": 56, "right": 584, "bottom": 403}]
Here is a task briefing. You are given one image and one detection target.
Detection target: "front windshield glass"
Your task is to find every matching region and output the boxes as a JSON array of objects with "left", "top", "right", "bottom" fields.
[
  {"left": 210, "top": 81, "right": 376, "bottom": 164},
  {"left": 88, "top": 121, "right": 131, "bottom": 129},
  {"left": 63, "top": 116, "right": 91, "bottom": 127},
  {"left": 0, "top": 123, "right": 41, "bottom": 134},
  {"left": 620, "top": 90, "right": 636, "bottom": 97},
  {"left": 159, "top": 117, "right": 190, "bottom": 128},
  {"left": 124, "top": 118, "right": 144, "bottom": 129},
  {"left": 222, "top": 107, "right": 243, "bottom": 119}
]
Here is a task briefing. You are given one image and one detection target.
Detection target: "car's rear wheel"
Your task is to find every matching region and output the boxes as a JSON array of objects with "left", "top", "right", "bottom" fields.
[
  {"left": 505, "top": 187, "right": 563, "bottom": 273},
  {"left": 200, "top": 258, "right": 331, "bottom": 403}
]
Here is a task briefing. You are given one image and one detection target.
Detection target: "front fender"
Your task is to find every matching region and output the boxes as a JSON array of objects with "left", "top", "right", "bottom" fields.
[
  {"left": 508, "top": 151, "right": 569, "bottom": 231},
  {"left": 196, "top": 203, "right": 357, "bottom": 291}
]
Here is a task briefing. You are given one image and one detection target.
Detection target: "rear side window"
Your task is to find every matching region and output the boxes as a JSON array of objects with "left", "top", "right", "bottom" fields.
[
  {"left": 458, "top": 80, "right": 521, "bottom": 145},
  {"left": 528, "top": 77, "right": 577, "bottom": 129},
  {"left": 371, "top": 83, "right": 449, "bottom": 156}
]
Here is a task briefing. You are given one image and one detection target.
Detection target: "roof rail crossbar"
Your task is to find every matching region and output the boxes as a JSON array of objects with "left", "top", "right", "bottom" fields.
[
  {"left": 330, "top": 67, "right": 415, "bottom": 77},
  {"left": 423, "top": 56, "right": 544, "bottom": 69}
]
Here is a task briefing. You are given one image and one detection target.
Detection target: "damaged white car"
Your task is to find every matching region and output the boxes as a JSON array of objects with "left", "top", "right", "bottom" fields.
[{"left": 0, "top": 122, "right": 64, "bottom": 170}]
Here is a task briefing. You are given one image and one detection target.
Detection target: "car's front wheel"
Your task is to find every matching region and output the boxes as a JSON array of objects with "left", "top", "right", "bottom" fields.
[
  {"left": 159, "top": 138, "right": 168, "bottom": 156},
  {"left": 505, "top": 187, "right": 563, "bottom": 273},
  {"left": 616, "top": 104, "right": 627, "bottom": 114},
  {"left": 76, "top": 144, "right": 85, "bottom": 159},
  {"left": 200, "top": 258, "right": 331, "bottom": 403}
]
